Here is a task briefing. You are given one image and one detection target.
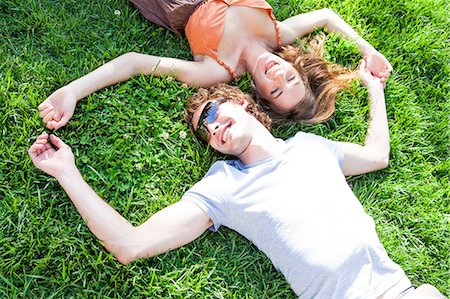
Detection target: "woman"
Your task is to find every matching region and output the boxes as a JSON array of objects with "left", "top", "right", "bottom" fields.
[{"left": 39, "top": 0, "right": 392, "bottom": 129}]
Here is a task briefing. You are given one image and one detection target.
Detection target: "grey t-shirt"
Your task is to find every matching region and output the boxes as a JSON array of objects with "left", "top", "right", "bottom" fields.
[{"left": 184, "top": 132, "right": 406, "bottom": 298}]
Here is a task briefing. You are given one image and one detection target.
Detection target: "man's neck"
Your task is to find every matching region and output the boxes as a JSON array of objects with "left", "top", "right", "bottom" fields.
[{"left": 237, "top": 123, "right": 283, "bottom": 165}]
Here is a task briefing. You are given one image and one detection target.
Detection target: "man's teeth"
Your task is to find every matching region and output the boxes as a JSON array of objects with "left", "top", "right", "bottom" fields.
[{"left": 223, "top": 127, "right": 229, "bottom": 142}]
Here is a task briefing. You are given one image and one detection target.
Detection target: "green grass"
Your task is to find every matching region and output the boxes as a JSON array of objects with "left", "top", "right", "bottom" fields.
[{"left": 0, "top": 0, "right": 448, "bottom": 297}]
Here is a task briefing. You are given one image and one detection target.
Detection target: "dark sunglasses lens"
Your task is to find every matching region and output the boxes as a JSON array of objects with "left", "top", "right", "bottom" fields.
[
  {"left": 204, "top": 102, "right": 220, "bottom": 124},
  {"left": 197, "top": 127, "right": 209, "bottom": 143},
  {"left": 196, "top": 99, "right": 227, "bottom": 143}
]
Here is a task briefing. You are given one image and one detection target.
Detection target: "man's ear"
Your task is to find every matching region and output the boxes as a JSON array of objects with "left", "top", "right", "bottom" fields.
[{"left": 239, "top": 98, "right": 250, "bottom": 111}]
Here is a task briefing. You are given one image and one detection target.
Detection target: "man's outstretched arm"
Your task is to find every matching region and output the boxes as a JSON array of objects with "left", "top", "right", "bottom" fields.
[
  {"left": 339, "top": 59, "right": 390, "bottom": 176},
  {"left": 29, "top": 133, "right": 212, "bottom": 264}
]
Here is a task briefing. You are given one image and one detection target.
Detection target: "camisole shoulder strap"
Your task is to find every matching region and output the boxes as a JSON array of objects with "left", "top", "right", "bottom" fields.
[{"left": 185, "top": 0, "right": 281, "bottom": 81}]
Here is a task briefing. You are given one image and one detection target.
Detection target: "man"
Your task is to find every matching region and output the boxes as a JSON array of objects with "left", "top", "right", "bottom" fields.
[{"left": 29, "top": 60, "right": 445, "bottom": 298}]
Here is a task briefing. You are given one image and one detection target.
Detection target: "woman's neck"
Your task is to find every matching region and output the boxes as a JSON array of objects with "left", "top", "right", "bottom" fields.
[{"left": 241, "top": 42, "right": 272, "bottom": 73}]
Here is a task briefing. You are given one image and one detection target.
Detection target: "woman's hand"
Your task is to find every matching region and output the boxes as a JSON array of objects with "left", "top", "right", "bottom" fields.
[
  {"left": 359, "top": 59, "right": 384, "bottom": 89},
  {"left": 364, "top": 50, "right": 393, "bottom": 83},
  {"left": 28, "top": 132, "right": 76, "bottom": 179},
  {"left": 39, "top": 86, "right": 77, "bottom": 130}
]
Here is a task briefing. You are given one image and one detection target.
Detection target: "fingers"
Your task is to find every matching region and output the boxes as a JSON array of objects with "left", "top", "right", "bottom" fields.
[
  {"left": 39, "top": 105, "right": 62, "bottom": 128},
  {"left": 32, "top": 144, "right": 47, "bottom": 154},
  {"left": 53, "top": 115, "right": 70, "bottom": 130},
  {"left": 28, "top": 133, "right": 67, "bottom": 163},
  {"left": 379, "top": 67, "right": 392, "bottom": 83},
  {"left": 46, "top": 118, "right": 67, "bottom": 130},
  {"left": 41, "top": 108, "right": 63, "bottom": 129},
  {"left": 359, "top": 59, "right": 367, "bottom": 70},
  {"left": 42, "top": 111, "right": 56, "bottom": 124},
  {"left": 375, "top": 76, "right": 386, "bottom": 88},
  {"left": 43, "top": 109, "right": 61, "bottom": 122},
  {"left": 47, "top": 120, "right": 56, "bottom": 130},
  {"left": 47, "top": 115, "right": 70, "bottom": 130},
  {"left": 28, "top": 132, "right": 49, "bottom": 158},
  {"left": 39, "top": 105, "right": 53, "bottom": 118},
  {"left": 37, "top": 131, "right": 49, "bottom": 140},
  {"left": 38, "top": 100, "right": 49, "bottom": 111},
  {"left": 381, "top": 60, "right": 393, "bottom": 77},
  {"left": 379, "top": 70, "right": 390, "bottom": 77},
  {"left": 384, "top": 59, "right": 393, "bottom": 72},
  {"left": 49, "top": 134, "right": 68, "bottom": 149},
  {"left": 39, "top": 105, "right": 53, "bottom": 124},
  {"left": 386, "top": 65, "right": 393, "bottom": 73},
  {"left": 28, "top": 143, "right": 38, "bottom": 158},
  {"left": 358, "top": 59, "right": 370, "bottom": 77}
]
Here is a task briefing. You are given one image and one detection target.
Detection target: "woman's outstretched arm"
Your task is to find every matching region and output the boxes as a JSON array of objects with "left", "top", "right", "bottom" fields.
[
  {"left": 279, "top": 8, "right": 392, "bottom": 79},
  {"left": 39, "top": 53, "right": 230, "bottom": 129},
  {"left": 339, "top": 59, "right": 390, "bottom": 176}
]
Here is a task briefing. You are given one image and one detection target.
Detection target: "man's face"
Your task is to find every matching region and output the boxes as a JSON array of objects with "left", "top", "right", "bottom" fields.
[{"left": 192, "top": 99, "right": 253, "bottom": 156}]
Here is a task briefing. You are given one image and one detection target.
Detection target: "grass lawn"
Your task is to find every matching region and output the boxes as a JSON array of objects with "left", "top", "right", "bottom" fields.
[{"left": 0, "top": 0, "right": 448, "bottom": 297}]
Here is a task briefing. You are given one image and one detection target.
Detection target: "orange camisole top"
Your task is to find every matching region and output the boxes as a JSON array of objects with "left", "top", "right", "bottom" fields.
[{"left": 185, "top": 0, "right": 281, "bottom": 80}]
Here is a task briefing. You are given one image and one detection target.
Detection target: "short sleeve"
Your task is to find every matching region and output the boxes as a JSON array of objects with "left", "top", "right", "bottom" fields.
[
  {"left": 287, "top": 132, "right": 344, "bottom": 167},
  {"left": 182, "top": 162, "right": 230, "bottom": 232}
]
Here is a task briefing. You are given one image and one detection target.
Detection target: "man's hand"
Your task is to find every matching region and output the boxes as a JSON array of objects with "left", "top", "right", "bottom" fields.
[
  {"left": 39, "top": 87, "right": 77, "bottom": 130},
  {"left": 364, "top": 50, "right": 393, "bottom": 83},
  {"left": 28, "top": 132, "right": 75, "bottom": 179}
]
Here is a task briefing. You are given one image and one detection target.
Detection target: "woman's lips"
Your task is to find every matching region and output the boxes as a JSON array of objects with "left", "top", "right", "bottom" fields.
[{"left": 265, "top": 60, "right": 279, "bottom": 74}]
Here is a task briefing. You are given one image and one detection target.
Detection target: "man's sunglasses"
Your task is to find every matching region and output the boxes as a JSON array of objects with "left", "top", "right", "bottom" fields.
[{"left": 195, "top": 98, "right": 228, "bottom": 143}]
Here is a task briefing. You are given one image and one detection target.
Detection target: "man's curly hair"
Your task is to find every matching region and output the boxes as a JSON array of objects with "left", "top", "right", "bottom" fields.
[{"left": 185, "top": 83, "right": 272, "bottom": 139}]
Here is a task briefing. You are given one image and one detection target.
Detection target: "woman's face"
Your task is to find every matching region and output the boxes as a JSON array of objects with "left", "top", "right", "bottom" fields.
[{"left": 251, "top": 53, "right": 305, "bottom": 112}]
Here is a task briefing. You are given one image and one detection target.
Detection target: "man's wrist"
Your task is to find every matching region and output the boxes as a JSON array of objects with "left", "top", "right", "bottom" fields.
[
  {"left": 56, "top": 165, "right": 82, "bottom": 185},
  {"left": 65, "top": 83, "right": 81, "bottom": 102}
]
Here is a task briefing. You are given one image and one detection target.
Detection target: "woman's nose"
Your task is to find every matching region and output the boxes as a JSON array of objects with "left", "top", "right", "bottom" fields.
[
  {"left": 273, "top": 69, "right": 286, "bottom": 84},
  {"left": 273, "top": 74, "right": 287, "bottom": 90}
]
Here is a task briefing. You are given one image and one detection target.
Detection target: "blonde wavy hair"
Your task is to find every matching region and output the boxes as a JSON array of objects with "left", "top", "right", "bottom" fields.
[
  {"left": 185, "top": 83, "right": 272, "bottom": 140},
  {"left": 254, "top": 34, "right": 360, "bottom": 124}
]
